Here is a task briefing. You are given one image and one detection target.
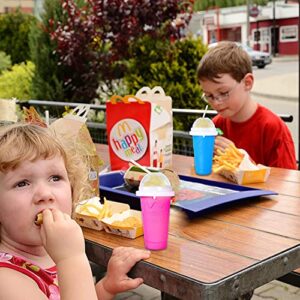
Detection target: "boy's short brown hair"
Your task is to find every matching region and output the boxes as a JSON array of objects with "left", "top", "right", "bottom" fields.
[{"left": 197, "top": 41, "right": 252, "bottom": 83}]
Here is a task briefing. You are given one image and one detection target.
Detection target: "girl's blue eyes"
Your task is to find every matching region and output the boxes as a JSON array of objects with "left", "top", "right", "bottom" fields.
[
  {"left": 14, "top": 175, "right": 62, "bottom": 188},
  {"left": 15, "top": 181, "right": 28, "bottom": 188},
  {"left": 51, "top": 175, "right": 62, "bottom": 182}
]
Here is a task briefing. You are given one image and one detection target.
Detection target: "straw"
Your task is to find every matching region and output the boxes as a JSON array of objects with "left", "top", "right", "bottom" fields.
[
  {"left": 130, "top": 159, "right": 151, "bottom": 174},
  {"left": 202, "top": 105, "right": 208, "bottom": 118}
]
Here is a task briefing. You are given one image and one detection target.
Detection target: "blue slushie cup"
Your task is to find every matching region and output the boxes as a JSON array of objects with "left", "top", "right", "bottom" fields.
[{"left": 189, "top": 118, "right": 218, "bottom": 175}]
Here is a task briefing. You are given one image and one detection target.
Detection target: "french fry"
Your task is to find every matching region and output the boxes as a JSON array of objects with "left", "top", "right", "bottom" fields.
[
  {"left": 213, "top": 144, "right": 244, "bottom": 173},
  {"left": 77, "top": 197, "right": 112, "bottom": 220}
]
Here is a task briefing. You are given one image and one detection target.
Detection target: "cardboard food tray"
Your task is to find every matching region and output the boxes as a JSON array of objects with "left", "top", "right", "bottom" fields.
[
  {"left": 219, "top": 165, "right": 270, "bottom": 185},
  {"left": 101, "top": 210, "right": 143, "bottom": 239},
  {"left": 74, "top": 199, "right": 130, "bottom": 231},
  {"left": 99, "top": 171, "right": 277, "bottom": 216}
]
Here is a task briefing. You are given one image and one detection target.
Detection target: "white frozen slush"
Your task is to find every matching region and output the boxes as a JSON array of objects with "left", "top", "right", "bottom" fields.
[{"left": 190, "top": 117, "right": 217, "bottom": 136}]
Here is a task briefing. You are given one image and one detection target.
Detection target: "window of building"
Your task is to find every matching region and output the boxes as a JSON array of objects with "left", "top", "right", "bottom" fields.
[
  {"left": 253, "top": 30, "right": 260, "bottom": 42},
  {"left": 280, "top": 25, "right": 298, "bottom": 42}
]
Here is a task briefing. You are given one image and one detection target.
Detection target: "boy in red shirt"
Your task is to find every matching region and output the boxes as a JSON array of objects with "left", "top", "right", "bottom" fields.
[{"left": 196, "top": 41, "right": 297, "bottom": 169}]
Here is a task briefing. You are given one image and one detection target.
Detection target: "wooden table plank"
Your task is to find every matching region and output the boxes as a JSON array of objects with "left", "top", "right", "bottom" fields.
[
  {"left": 91, "top": 144, "right": 300, "bottom": 297},
  {"left": 203, "top": 205, "right": 300, "bottom": 240},
  {"left": 83, "top": 227, "right": 256, "bottom": 283},
  {"left": 169, "top": 209, "right": 299, "bottom": 260},
  {"left": 249, "top": 194, "right": 300, "bottom": 216}
]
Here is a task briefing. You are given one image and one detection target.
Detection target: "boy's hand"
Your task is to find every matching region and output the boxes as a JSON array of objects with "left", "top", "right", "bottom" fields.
[
  {"left": 214, "top": 136, "right": 235, "bottom": 154},
  {"left": 40, "top": 208, "right": 85, "bottom": 264},
  {"left": 97, "top": 247, "right": 151, "bottom": 298}
]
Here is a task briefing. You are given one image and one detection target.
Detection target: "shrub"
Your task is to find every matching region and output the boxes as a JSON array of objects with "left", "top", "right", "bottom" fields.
[
  {"left": 47, "top": 0, "right": 192, "bottom": 102},
  {"left": 0, "top": 61, "right": 35, "bottom": 100},
  {"left": 0, "top": 10, "right": 37, "bottom": 64},
  {"left": 124, "top": 36, "right": 208, "bottom": 131},
  {"left": 29, "top": 0, "right": 64, "bottom": 101},
  {"left": 0, "top": 51, "right": 11, "bottom": 73}
]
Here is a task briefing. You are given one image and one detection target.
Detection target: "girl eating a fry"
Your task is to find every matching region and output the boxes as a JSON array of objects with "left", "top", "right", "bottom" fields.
[{"left": 0, "top": 123, "right": 150, "bottom": 300}]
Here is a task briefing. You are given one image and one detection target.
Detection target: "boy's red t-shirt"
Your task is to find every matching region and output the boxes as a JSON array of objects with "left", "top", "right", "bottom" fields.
[{"left": 213, "top": 104, "right": 297, "bottom": 169}]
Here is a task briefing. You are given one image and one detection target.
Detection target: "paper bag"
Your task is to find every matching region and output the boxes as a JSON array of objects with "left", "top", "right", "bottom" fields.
[
  {"left": 106, "top": 86, "right": 173, "bottom": 170},
  {"left": 50, "top": 105, "right": 102, "bottom": 201}
]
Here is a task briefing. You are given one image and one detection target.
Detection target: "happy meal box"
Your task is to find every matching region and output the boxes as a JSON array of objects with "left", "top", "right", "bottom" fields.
[{"left": 106, "top": 86, "right": 173, "bottom": 170}]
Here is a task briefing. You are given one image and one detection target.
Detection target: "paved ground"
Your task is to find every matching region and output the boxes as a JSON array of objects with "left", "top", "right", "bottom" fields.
[{"left": 108, "top": 55, "right": 300, "bottom": 300}]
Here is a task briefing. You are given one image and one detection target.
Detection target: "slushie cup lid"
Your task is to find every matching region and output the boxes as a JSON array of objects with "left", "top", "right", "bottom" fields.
[
  {"left": 136, "top": 173, "right": 175, "bottom": 197},
  {"left": 189, "top": 117, "right": 218, "bottom": 136}
]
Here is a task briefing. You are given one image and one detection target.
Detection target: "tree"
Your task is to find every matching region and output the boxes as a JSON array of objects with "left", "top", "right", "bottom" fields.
[
  {"left": 0, "top": 61, "right": 35, "bottom": 100},
  {"left": 29, "top": 0, "right": 65, "bottom": 101},
  {"left": 48, "top": 0, "right": 193, "bottom": 103},
  {"left": 0, "top": 51, "right": 11, "bottom": 74},
  {"left": 124, "top": 35, "right": 207, "bottom": 131},
  {"left": 0, "top": 10, "right": 37, "bottom": 64}
]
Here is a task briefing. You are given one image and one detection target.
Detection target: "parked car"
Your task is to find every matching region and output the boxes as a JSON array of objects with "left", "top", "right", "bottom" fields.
[
  {"left": 240, "top": 44, "right": 272, "bottom": 69},
  {"left": 208, "top": 42, "right": 272, "bottom": 69}
]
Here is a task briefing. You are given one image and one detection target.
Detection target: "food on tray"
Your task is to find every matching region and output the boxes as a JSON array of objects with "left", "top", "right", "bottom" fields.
[
  {"left": 101, "top": 210, "right": 143, "bottom": 238},
  {"left": 111, "top": 216, "right": 142, "bottom": 228},
  {"left": 213, "top": 144, "right": 244, "bottom": 173},
  {"left": 74, "top": 197, "right": 130, "bottom": 231},
  {"left": 75, "top": 197, "right": 112, "bottom": 220},
  {"left": 213, "top": 145, "right": 271, "bottom": 185},
  {"left": 34, "top": 213, "right": 43, "bottom": 225}
]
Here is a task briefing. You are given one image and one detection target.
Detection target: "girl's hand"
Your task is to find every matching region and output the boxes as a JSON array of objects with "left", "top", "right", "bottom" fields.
[
  {"left": 97, "top": 247, "right": 151, "bottom": 298},
  {"left": 40, "top": 208, "right": 85, "bottom": 264},
  {"left": 214, "top": 136, "right": 235, "bottom": 154}
]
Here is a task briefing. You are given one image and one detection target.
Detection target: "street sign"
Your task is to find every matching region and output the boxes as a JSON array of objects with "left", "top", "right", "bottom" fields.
[{"left": 249, "top": 6, "right": 259, "bottom": 18}]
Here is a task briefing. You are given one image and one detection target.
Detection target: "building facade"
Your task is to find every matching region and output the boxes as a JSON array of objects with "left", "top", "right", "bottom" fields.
[
  {"left": 0, "top": 0, "right": 43, "bottom": 17},
  {"left": 191, "top": 1, "right": 299, "bottom": 56},
  {"left": 0, "top": 0, "right": 34, "bottom": 14}
]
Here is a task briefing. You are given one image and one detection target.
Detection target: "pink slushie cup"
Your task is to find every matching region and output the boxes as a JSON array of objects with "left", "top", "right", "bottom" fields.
[{"left": 136, "top": 173, "right": 174, "bottom": 250}]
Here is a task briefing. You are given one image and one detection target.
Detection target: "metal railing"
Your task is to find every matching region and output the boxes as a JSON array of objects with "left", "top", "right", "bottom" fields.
[{"left": 17, "top": 99, "right": 294, "bottom": 157}]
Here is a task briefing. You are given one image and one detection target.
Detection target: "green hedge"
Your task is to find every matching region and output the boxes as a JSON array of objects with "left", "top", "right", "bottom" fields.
[{"left": 124, "top": 36, "right": 207, "bottom": 131}]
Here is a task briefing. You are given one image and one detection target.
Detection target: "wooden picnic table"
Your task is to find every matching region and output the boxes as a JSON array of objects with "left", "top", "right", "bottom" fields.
[{"left": 83, "top": 144, "right": 300, "bottom": 299}]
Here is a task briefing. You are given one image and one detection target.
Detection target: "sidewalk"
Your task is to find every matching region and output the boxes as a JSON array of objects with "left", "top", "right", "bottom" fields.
[
  {"left": 272, "top": 55, "right": 299, "bottom": 63},
  {"left": 251, "top": 55, "right": 299, "bottom": 100},
  {"left": 252, "top": 72, "right": 298, "bottom": 100}
]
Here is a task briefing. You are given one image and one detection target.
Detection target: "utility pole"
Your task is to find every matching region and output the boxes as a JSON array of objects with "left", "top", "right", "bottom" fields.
[
  {"left": 272, "top": 0, "right": 277, "bottom": 56},
  {"left": 246, "top": 0, "right": 250, "bottom": 46}
]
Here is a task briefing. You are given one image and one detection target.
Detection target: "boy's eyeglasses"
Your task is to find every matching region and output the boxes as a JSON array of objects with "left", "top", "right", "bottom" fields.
[{"left": 201, "top": 82, "right": 240, "bottom": 104}]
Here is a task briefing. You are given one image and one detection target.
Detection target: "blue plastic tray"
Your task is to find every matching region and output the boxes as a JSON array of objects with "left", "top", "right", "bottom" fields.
[{"left": 99, "top": 171, "right": 277, "bottom": 215}]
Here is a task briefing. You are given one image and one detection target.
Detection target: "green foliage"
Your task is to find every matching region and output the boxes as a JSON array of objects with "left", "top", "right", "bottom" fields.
[
  {"left": 124, "top": 36, "right": 207, "bottom": 130},
  {"left": 0, "top": 51, "right": 11, "bottom": 73},
  {"left": 0, "top": 10, "right": 37, "bottom": 64},
  {"left": 29, "top": 0, "right": 64, "bottom": 101},
  {"left": 194, "top": 0, "right": 269, "bottom": 10},
  {"left": 0, "top": 61, "right": 35, "bottom": 100}
]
